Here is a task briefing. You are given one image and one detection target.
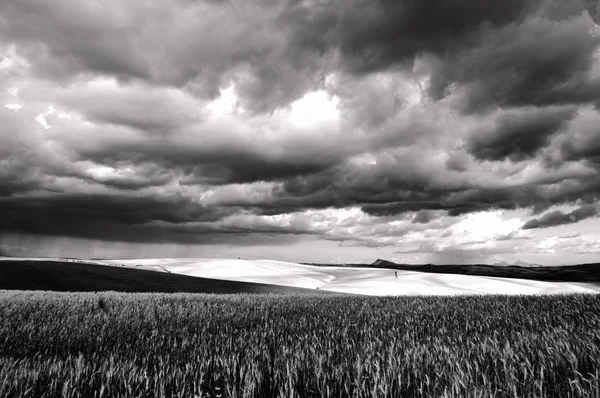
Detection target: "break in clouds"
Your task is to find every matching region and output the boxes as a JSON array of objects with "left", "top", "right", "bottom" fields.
[{"left": 1, "top": 0, "right": 600, "bottom": 263}]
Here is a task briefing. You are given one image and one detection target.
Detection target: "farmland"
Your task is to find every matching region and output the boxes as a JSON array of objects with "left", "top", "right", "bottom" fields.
[
  {"left": 1, "top": 292, "right": 599, "bottom": 397},
  {"left": 0, "top": 260, "right": 331, "bottom": 294},
  {"left": 3, "top": 257, "right": 599, "bottom": 295}
]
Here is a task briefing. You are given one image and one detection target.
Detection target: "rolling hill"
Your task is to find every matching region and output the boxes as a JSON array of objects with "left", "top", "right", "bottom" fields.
[
  {"left": 98, "top": 258, "right": 599, "bottom": 295},
  {"left": 0, "top": 260, "right": 331, "bottom": 294},
  {"left": 2, "top": 257, "right": 598, "bottom": 295},
  {"left": 361, "top": 259, "right": 600, "bottom": 283}
]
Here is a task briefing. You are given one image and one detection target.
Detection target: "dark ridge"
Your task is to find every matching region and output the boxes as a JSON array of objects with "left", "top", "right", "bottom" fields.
[
  {"left": 371, "top": 259, "right": 397, "bottom": 267},
  {"left": 0, "top": 260, "right": 332, "bottom": 294}
]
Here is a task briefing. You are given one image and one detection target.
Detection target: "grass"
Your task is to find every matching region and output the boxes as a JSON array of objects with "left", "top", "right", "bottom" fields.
[
  {"left": 0, "top": 260, "right": 330, "bottom": 294},
  {"left": 1, "top": 292, "right": 599, "bottom": 397}
]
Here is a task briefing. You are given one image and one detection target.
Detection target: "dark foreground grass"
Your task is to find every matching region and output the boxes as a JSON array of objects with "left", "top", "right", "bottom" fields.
[
  {"left": 1, "top": 292, "right": 599, "bottom": 398},
  {"left": 0, "top": 260, "right": 329, "bottom": 294}
]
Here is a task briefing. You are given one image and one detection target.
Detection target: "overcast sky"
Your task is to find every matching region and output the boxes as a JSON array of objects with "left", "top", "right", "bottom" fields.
[{"left": 1, "top": 0, "right": 600, "bottom": 264}]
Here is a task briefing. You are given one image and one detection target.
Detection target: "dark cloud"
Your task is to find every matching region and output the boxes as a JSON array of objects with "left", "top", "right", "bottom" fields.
[
  {"left": 284, "top": 0, "right": 541, "bottom": 74},
  {"left": 2, "top": 0, "right": 600, "bottom": 254},
  {"left": 38, "top": 118, "right": 344, "bottom": 187},
  {"left": 85, "top": 168, "right": 178, "bottom": 191},
  {"left": 0, "top": 0, "right": 329, "bottom": 112},
  {"left": 522, "top": 204, "right": 599, "bottom": 229},
  {"left": 0, "top": 194, "right": 224, "bottom": 227},
  {"left": 429, "top": 14, "right": 600, "bottom": 112},
  {"left": 263, "top": 151, "right": 561, "bottom": 218},
  {"left": 267, "top": 157, "right": 600, "bottom": 220},
  {"left": 0, "top": 194, "right": 315, "bottom": 244},
  {"left": 559, "top": 109, "right": 600, "bottom": 165},
  {"left": 285, "top": 0, "right": 600, "bottom": 116},
  {"left": 467, "top": 106, "right": 576, "bottom": 161},
  {"left": 3, "top": 0, "right": 590, "bottom": 115},
  {"left": 51, "top": 84, "right": 205, "bottom": 132},
  {"left": 445, "top": 151, "right": 471, "bottom": 172},
  {"left": 412, "top": 211, "right": 434, "bottom": 224},
  {"left": 82, "top": 145, "right": 338, "bottom": 186},
  {"left": 2, "top": 0, "right": 598, "bottom": 115},
  {"left": 0, "top": 1, "right": 152, "bottom": 81},
  {"left": 363, "top": 202, "right": 448, "bottom": 217}
]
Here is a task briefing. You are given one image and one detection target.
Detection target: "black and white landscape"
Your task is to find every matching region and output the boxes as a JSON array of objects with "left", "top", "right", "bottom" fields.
[
  {"left": 2, "top": 0, "right": 600, "bottom": 396},
  {"left": 2, "top": 256, "right": 600, "bottom": 295}
]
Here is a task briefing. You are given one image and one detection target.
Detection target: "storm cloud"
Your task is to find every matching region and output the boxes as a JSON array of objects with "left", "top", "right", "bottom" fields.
[
  {"left": 1, "top": 0, "right": 600, "bottom": 262},
  {"left": 522, "top": 204, "right": 599, "bottom": 229},
  {"left": 467, "top": 106, "right": 576, "bottom": 161}
]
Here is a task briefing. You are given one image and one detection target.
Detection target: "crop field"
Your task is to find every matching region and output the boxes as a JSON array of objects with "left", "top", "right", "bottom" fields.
[{"left": 1, "top": 292, "right": 599, "bottom": 398}]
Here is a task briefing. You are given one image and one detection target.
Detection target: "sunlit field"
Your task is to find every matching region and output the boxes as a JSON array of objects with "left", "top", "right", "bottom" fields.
[{"left": 1, "top": 292, "right": 599, "bottom": 397}]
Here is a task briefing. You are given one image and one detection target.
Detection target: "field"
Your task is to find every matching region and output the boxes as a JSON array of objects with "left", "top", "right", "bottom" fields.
[
  {"left": 3, "top": 258, "right": 599, "bottom": 296},
  {"left": 1, "top": 292, "right": 599, "bottom": 397},
  {"left": 346, "top": 260, "right": 600, "bottom": 283},
  {"left": 82, "top": 258, "right": 600, "bottom": 295}
]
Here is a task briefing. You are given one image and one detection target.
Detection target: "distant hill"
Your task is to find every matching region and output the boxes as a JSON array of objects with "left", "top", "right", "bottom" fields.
[
  {"left": 493, "top": 260, "right": 541, "bottom": 267},
  {"left": 0, "top": 260, "right": 332, "bottom": 294},
  {"left": 513, "top": 260, "right": 541, "bottom": 267},
  {"left": 371, "top": 259, "right": 397, "bottom": 267}
]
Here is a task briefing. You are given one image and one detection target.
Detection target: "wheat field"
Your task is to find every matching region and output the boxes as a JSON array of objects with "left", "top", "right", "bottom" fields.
[{"left": 1, "top": 291, "right": 599, "bottom": 397}]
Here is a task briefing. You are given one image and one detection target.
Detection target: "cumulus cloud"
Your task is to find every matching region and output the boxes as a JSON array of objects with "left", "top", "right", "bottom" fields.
[
  {"left": 467, "top": 106, "right": 576, "bottom": 161},
  {"left": 522, "top": 204, "right": 599, "bottom": 229},
  {"left": 283, "top": 0, "right": 541, "bottom": 74},
  {"left": 1, "top": 0, "right": 600, "bottom": 262},
  {"left": 412, "top": 211, "right": 435, "bottom": 224},
  {"left": 428, "top": 14, "right": 600, "bottom": 112}
]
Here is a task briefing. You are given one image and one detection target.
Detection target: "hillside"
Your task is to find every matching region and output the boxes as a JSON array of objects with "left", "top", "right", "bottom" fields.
[
  {"left": 0, "top": 260, "right": 330, "bottom": 294},
  {"left": 99, "top": 258, "right": 598, "bottom": 295},
  {"left": 2, "top": 258, "right": 598, "bottom": 296},
  {"left": 364, "top": 260, "right": 600, "bottom": 283}
]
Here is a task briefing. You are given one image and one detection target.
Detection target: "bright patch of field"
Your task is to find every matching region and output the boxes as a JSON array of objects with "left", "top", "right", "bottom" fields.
[
  {"left": 100, "top": 258, "right": 599, "bottom": 295},
  {"left": 320, "top": 267, "right": 599, "bottom": 295},
  {"left": 1, "top": 292, "right": 599, "bottom": 397}
]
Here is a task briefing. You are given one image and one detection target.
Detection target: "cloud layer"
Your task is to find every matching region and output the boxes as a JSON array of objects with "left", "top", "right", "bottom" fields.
[
  {"left": 1, "top": 0, "right": 600, "bottom": 262},
  {"left": 522, "top": 204, "right": 599, "bottom": 229}
]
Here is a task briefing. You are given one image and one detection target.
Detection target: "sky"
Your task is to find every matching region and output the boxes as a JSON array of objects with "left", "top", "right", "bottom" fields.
[{"left": 1, "top": 0, "right": 600, "bottom": 265}]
